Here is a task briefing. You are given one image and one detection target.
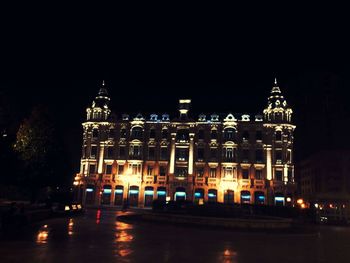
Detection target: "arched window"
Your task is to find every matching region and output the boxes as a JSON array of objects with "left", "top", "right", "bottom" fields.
[{"left": 276, "top": 131, "right": 282, "bottom": 141}]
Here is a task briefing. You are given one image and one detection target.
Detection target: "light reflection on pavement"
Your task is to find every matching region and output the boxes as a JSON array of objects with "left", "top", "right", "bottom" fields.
[{"left": 1, "top": 209, "right": 350, "bottom": 262}]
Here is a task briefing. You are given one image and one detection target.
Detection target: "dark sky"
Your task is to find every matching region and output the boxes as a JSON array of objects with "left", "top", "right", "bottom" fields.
[{"left": 1, "top": 6, "right": 350, "bottom": 175}]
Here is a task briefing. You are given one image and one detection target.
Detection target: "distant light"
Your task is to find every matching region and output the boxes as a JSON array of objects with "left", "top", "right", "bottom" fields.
[
  {"left": 286, "top": 197, "right": 292, "bottom": 202},
  {"left": 65, "top": 206, "right": 70, "bottom": 211},
  {"left": 103, "top": 189, "right": 112, "bottom": 194},
  {"left": 275, "top": 197, "right": 285, "bottom": 201},
  {"left": 86, "top": 188, "right": 93, "bottom": 192},
  {"left": 129, "top": 190, "right": 139, "bottom": 194},
  {"left": 166, "top": 196, "right": 171, "bottom": 202},
  {"left": 73, "top": 181, "right": 79, "bottom": 186},
  {"left": 314, "top": 203, "right": 319, "bottom": 208},
  {"left": 208, "top": 193, "right": 216, "bottom": 198},
  {"left": 329, "top": 204, "right": 334, "bottom": 208},
  {"left": 157, "top": 191, "right": 166, "bottom": 196},
  {"left": 301, "top": 203, "right": 306, "bottom": 209},
  {"left": 176, "top": 192, "right": 186, "bottom": 197},
  {"left": 115, "top": 189, "right": 123, "bottom": 194},
  {"left": 258, "top": 196, "right": 265, "bottom": 200},
  {"left": 297, "top": 198, "right": 303, "bottom": 204}
]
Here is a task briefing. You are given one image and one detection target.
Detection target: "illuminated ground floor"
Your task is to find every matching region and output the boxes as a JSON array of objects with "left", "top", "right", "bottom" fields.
[{"left": 74, "top": 177, "right": 295, "bottom": 207}]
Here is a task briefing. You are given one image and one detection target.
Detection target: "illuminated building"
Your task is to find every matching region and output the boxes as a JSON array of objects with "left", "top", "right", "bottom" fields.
[{"left": 74, "top": 79, "right": 296, "bottom": 207}]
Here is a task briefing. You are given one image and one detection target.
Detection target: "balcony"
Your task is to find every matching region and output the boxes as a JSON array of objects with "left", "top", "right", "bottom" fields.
[
  {"left": 158, "top": 176, "right": 166, "bottom": 182},
  {"left": 239, "top": 179, "right": 250, "bottom": 186},
  {"left": 195, "top": 177, "right": 205, "bottom": 183},
  {"left": 144, "top": 175, "right": 154, "bottom": 181},
  {"left": 208, "top": 178, "right": 217, "bottom": 184},
  {"left": 254, "top": 179, "right": 264, "bottom": 186}
]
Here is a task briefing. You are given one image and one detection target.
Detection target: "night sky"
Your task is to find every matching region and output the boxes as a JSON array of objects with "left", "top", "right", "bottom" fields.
[{"left": 1, "top": 7, "right": 350, "bottom": 178}]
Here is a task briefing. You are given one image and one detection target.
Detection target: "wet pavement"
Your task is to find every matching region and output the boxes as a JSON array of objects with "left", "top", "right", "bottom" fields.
[{"left": 1, "top": 208, "right": 350, "bottom": 262}]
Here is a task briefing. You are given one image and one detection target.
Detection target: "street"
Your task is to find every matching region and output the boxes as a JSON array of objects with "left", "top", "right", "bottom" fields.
[{"left": 1, "top": 208, "right": 350, "bottom": 262}]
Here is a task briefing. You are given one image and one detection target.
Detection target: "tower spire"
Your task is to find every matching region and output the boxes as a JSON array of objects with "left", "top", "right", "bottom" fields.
[{"left": 274, "top": 77, "right": 278, "bottom": 85}]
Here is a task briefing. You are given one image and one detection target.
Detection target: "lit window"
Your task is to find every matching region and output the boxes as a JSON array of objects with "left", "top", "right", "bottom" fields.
[{"left": 209, "top": 168, "right": 216, "bottom": 178}]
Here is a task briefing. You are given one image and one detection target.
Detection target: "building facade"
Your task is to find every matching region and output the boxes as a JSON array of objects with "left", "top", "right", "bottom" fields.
[
  {"left": 73, "top": 80, "right": 296, "bottom": 207},
  {"left": 297, "top": 150, "right": 350, "bottom": 221}
]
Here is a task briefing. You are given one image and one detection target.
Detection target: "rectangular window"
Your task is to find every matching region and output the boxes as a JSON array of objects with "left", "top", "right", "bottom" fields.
[
  {"left": 148, "top": 147, "right": 155, "bottom": 159},
  {"left": 223, "top": 167, "right": 233, "bottom": 177},
  {"left": 130, "top": 164, "right": 142, "bottom": 175},
  {"left": 159, "top": 166, "right": 166, "bottom": 176},
  {"left": 175, "top": 167, "right": 188, "bottom": 177},
  {"left": 160, "top": 147, "right": 168, "bottom": 160},
  {"left": 242, "top": 149, "right": 249, "bottom": 162},
  {"left": 149, "top": 129, "right": 156, "bottom": 139},
  {"left": 130, "top": 145, "right": 141, "bottom": 158},
  {"left": 275, "top": 131, "right": 282, "bottom": 141},
  {"left": 209, "top": 168, "right": 216, "bottom": 178},
  {"left": 275, "top": 150, "right": 282, "bottom": 162},
  {"left": 106, "top": 147, "right": 114, "bottom": 159},
  {"left": 90, "top": 146, "right": 97, "bottom": 158},
  {"left": 118, "top": 165, "right": 124, "bottom": 175},
  {"left": 198, "top": 129, "right": 205, "bottom": 140},
  {"left": 176, "top": 148, "right": 188, "bottom": 161},
  {"left": 197, "top": 148, "right": 204, "bottom": 161},
  {"left": 108, "top": 129, "right": 115, "bottom": 139},
  {"left": 275, "top": 170, "right": 283, "bottom": 181},
  {"left": 224, "top": 148, "right": 234, "bottom": 161},
  {"left": 197, "top": 168, "right": 204, "bottom": 177},
  {"left": 210, "top": 148, "right": 217, "bottom": 160},
  {"left": 119, "top": 147, "right": 125, "bottom": 159},
  {"left": 255, "top": 149, "right": 263, "bottom": 163},
  {"left": 106, "top": 164, "right": 112, "bottom": 174},
  {"left": 147, "top": 166, "right": 153, "bottom": 176},
  {"left": 242, "top": 169, "right": 249, "bottom": 179},
  {"left": 255, "top": 169, "right": 263, "bottom": 180},
  {"left": 120, "top": 129, "right": 127, "bottom": 138},
  {"left": 256, "top": 130, "right": 263, "bottom": 141},
  {"left": 161, "top": 129, "right": 168, "bottom": 139},
  {"left": 89, "top": 164, "right": 96, "bottom": 174},
  {"left": 211, "top": 130, "right": 218, "bottom": 140}
]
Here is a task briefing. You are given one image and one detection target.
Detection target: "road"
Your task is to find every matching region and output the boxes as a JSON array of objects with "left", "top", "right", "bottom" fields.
[{"left": 1, "top": 208, "right": 350, "bottom": 262}]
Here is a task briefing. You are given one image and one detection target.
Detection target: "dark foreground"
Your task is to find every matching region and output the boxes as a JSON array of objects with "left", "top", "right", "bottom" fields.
[{"left": 1, "top": 209, "right": 350, "bottom": 263}]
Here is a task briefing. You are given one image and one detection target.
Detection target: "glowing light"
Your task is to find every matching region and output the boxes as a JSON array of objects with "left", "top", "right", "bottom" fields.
[
  {"left": 175, "top": 192, "right": 186, "bottom": 197},
  {"left": 275, "top": 197, "right": 285, "bottom": 201},
  {"left": 129, "top": 190, "right": 139, "bottom": 194},
  {"left": 157, "top": 191, "right": 166, "bottom": 196},
  {"left": 286, "top": 197, "right": 292, "bottom": 202},
  {"left": 258, "top": 196, "right": 265, "bottom": 200},
  {"left": 103, "top": 189, "right": 112, "bottom": 194},
  {"left": 73, "top": 181, "right": 79, "bottom": 186},
  {"left": 86, "top": 188, "right": 93, "bottom": 192},
  {"left": 36, "top": 225, "right": 49, "bottom": 244},
  {"left": 314, "top": 203, "right": 319, "bottom": 208},
  {"left": 194, "top": 193, "right": 202, "bottom": 198},
  {"left": 301, "top": 203, "right": 306, "bottom": 209},
  {"left": 208, "top": 193, "right": 216, "bottom": 198},
  {"left": 72, "top": 204, "right": 77, "bottom": 210},
  {"left": 329, "top": 204, "right": 334, "bottom": 208},
  {"left": 65, "top": 206, "right": 70, "bottom": 211},
  {"left": 77, "top": 204, "right": 82, "bottom": 209},
  {"left": 115, "top": 189, "right": 123, "bottom": 194},
  {"left": 144, "top": 190, "right": 154, "bottom": 195},
  {"left": 68, "top": 218, "right": 74, "bottom": 236},
  {"left": 297, "top": 198, "right": 304, "bottom": 205}
]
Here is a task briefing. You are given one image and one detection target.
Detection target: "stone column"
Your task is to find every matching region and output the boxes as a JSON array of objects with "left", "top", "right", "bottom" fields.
[
  {"left": 169, "top": 133, "right": 176, "bottom": 174},
  {"left": 266, "top": 145, "right": 272, "bottom": 180},
  {"left": 188, "top": 133, "right": 195, "bottom": 175},
  {"left": 98, "top": 142, "right": 105, "bottom": 174}
]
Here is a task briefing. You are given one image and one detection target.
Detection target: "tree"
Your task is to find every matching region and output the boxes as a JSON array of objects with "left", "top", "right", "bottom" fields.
[{"left": 13, "top": 106, "right": 58, "bottom": 200}]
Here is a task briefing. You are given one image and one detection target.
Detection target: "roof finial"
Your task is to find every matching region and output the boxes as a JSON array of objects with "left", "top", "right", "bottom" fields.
[
  {"left": 274, "top": 77, "right": 278, "bottom": 85},
  {"left": 102, "top": 80, "right": 105, "bottom": 86}
]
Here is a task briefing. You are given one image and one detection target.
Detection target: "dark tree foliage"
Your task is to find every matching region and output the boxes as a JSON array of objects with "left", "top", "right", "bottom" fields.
[{"left": 13, "top": 106, "right": 70, "bottom": 200}]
